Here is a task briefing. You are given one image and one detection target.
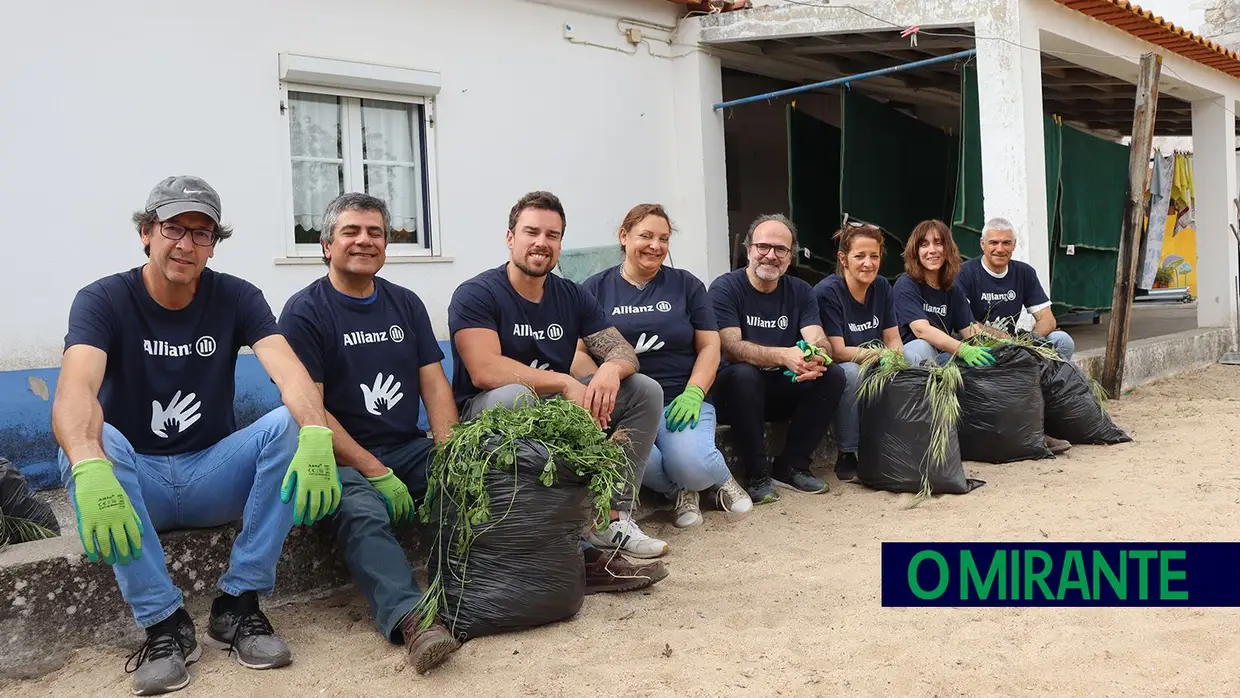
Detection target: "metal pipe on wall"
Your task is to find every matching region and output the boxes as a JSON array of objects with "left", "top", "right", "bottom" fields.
[{"left": 712, "top": 48, "right": 979, "bottom": 110}]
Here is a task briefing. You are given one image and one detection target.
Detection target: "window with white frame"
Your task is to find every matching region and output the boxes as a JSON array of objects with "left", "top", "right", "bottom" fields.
[{"left": 286, "top": 89, "right": 436, "bottom": 255}]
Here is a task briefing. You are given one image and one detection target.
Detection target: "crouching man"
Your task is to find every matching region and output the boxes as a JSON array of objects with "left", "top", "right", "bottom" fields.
[
  {"left": 51, "top": 176, "right": 340, "bottom": 696},
  {"left": 708, "top": 214, "right": 846, "bottom": 504},
  {"left": 278, "top": 193, "right": 461, "bottom": 674},
  {"left": 449, "top": 190, "right": 671, "bottom": 585}
]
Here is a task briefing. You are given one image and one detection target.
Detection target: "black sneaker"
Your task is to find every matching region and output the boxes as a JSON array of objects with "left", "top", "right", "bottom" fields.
[
  {"left": 125, "top": 608, "right": 200, "bottom": 696},
  {"left": 834, "top": 452, "right": 859, "bottom": 482},
  {"left": 203, "top": 591, "right": 292, "bottom": 670},
  {"left": 746, "top": 475, "right": 780, "bottom": 504},
  {"left": 772, "top": 468, "right": 830, "bottom": 494}
]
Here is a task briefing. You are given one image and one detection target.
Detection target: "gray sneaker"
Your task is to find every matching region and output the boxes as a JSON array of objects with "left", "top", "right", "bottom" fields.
[
  {"left": 126, "top": 609, "right": 200, "bottom": 696},
  {"left": 203, "top": 592, "right": 292, "bottom": 669}
]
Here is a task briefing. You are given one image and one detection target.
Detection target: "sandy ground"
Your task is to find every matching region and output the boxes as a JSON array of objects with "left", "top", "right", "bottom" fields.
[{"left": 4, "top": 364, "right": 1240, "bottom": 697}]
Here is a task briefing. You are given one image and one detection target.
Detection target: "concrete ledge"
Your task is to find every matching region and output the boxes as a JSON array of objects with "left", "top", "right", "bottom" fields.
[
  {"left": 1072, "top": 326, "right": 1236, "bottom": 392},
  {"left": 1, "top": 424, "right": 823, "bottom": 678}
]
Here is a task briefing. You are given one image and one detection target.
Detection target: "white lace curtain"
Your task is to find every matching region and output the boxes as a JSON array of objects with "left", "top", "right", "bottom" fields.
[{"left": 288, "top": 92, "right": 423, "bottom": 243}]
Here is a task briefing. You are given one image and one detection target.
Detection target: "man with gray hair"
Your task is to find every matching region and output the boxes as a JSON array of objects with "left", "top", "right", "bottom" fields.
[
  {"left": 956, "top": 217, "right": 1074, "bottom": 359},
  {"left": 956, "top": 217, "right": 1074, "bottom": 453},
  {"left": 278, "top": 192, "right": 461, "bottom": 673}
]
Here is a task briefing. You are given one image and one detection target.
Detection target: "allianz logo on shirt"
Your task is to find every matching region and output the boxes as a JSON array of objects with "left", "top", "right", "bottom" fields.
[
  {"left": 848, "top": 315, "right": 880, "bottom": 333},
  {"left": 980, "top": 290, "right": 1018, "bottom": 303},
  {"left": 923, "top": 303, "right": 948, "bottom": 317},
  {"left": 612, "top": 301, "right": 672, "bottom": 315},
  {"left": 343, "top": 325, "right": 406, "bottom": 347},
  {"left": 143, "top": 336, "right": 217, "bottom": 358},
  {"left": 513, "top": 323, "right": 565, "bottom": 341},
  {"left": 747, "top": 315, "right": 789, "bottom": 330}
]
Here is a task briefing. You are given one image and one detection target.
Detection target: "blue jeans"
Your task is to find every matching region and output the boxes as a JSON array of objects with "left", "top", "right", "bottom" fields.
[
  {"left": 642, "top": 402, "right": 731, "bottom": 495},
  {"left": 1039, "top": 330, "right": 1075, "bottom": 361},
  {"left": 835, "top": 362, "right": 863, "bottom": 454},
  {"left": 332, "top": 437, "right": 434, "bottom": 643},
  {"left": 903, "top": 339, "right": 953, "bottom": 367},
  {"left": 57, "top": 407, "right": 299, "bottom": 628}
]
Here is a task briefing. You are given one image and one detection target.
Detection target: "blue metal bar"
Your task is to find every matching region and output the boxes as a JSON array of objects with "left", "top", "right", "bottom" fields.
[{"left": 712, "top": 48, "right": 978, "bottom": 110}]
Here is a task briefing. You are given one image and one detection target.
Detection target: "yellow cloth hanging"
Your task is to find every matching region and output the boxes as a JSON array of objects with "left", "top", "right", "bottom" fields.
[{"left": 1169, "top": 152, "right": 1195, "bottom": 234}]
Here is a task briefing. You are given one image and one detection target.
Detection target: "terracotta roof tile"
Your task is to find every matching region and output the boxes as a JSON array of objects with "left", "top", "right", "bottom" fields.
[{"left": 1055, "top": 0, "right": 1240, "bottom": 79}]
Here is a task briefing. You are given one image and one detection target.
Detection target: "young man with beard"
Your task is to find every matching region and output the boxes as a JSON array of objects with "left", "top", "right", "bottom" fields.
[
  {"left": 52, "top": 175, "right": 340, "bottom": 696},
  {"left": 278, "top": 193, "right": 461, "bottom": 674},
  {"left": 708, "top": 214, "right": 846, "bottom": 504},
  {"left": 448, "top": 190, "right": 671, "bottom": 587}
]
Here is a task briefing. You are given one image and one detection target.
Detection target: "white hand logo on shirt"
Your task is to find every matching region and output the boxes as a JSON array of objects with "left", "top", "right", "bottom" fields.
[
  {"left": 634, "top": 333, "right": 664, "bottom": 354},
  {"left": 150, "top": 390, "right": 202, "bottom": 438},
  {"left": 529, "top": 358, "right": 550, "bottom": 371},
  {"left": 361, "top": 372, "right": 404, "bottom": 416}
]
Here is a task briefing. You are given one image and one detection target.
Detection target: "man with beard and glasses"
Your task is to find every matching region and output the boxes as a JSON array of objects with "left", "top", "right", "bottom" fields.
[
  {"left": 278, "top": 193, "right": 461, "bottom": 674},
  {"left": 707, "top": 214, "right": 846, "bottom": 504},
  {"left": 448, "top": 190, "right": 670, "bottom": 590}
]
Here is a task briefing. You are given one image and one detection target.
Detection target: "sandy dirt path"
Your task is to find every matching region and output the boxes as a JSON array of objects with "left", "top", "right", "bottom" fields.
[{"left": 4, "top": 364, "right": 1240, "bottom": 697}]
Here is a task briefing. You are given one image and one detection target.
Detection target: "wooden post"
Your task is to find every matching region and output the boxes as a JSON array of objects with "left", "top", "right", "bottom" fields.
[{"left": 1101, "top": 52, "right": 1162, "bottom": 399}]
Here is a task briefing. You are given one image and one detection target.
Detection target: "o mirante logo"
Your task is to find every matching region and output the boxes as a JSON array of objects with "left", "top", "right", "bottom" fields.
[{"left": 880, "top": 542, "right": 1240, "bottom": 607}]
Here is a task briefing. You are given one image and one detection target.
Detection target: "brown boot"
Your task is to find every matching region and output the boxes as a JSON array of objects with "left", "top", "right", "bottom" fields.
[
  {"left": 583, "top": 546, "right": 669, "bottom": 595},
  {"left": 1045, "top": 434, "right": 1072, "bottom": 455},
  {"left": 399, "top": 611, "right": 459, "bottom": 674}
]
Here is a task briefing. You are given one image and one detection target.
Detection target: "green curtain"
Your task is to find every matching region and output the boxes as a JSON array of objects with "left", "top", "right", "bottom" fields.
[
  {"left": 1058, "top": 122, "right": 1127, "bottom": 250},
  {"left": 840, "top": 88, "right": 956, "bottom": 279},
  {"left": 951, "top": 59, "right": 984, "bottom": 257},
  {"left": 786, "top": 105, "right": 842, "bottom": 278}
]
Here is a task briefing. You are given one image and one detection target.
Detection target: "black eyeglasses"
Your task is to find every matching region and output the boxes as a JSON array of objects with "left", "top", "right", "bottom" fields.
[
  {"left": 160, "top": 222, "right": 216, "bottom": 247},
  {"left": 750, "top": 242, "right": 793, "bottom": 259}
]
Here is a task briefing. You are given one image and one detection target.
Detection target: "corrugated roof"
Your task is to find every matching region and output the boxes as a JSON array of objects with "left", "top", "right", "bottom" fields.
[{"left": 1054, "top": 0, "right": 1240, "bottom": 79}]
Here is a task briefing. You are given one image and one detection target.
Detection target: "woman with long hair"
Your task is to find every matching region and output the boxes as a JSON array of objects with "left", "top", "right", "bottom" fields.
[
  {"left": 812, "top": 223, "right": 903, "bottom": 482},
  {"left": 892, "top": 219, "right": 994, "bottom": 368},
  {"left": 581, "top": 204, "right": 753, "bottom": 529}
]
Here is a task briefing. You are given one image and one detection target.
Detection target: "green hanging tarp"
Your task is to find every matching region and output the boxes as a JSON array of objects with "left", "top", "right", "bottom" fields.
[
  {"left": 840, "top": 88, "right": 956, "bottom": 279},
  {"left": 951, "top": 59, "right": 984, "bottom": 257},
  {"left": 1058, "top": 123, "right": 1127, "bottom": 251},
  {"left": 786, "top": 105, "right": 842, "bottom": 277}
]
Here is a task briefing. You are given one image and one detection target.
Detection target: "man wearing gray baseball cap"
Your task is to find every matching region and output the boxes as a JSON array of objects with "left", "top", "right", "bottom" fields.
[{"left": 51, "top": 174, "right": 343, "bottom": 695}]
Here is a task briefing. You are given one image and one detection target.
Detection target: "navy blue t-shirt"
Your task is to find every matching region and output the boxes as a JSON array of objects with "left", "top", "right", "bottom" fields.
[
  {"left": 582, "top": 266, "right": 717, "bottom": 405},
  {"left": 448, "top": 264, "right": 609, "bottom": 408},
  {"left": 892, "top": 273, "right": 974, "bottom": 345},
  {"left": 813, "top": 273, "right": 898, "bottom": 348},
  {"left": 955, "top": 258, "right": 1052, "bottom": 327},
  {"left": 708, "top": 269, "right": 820, "bottom": 367},
  {"left": 63, "top": 267, "right": 280, "bottom": 456},
  {"left": 278, "top": 276, "right": 443, "bottom": 449}
]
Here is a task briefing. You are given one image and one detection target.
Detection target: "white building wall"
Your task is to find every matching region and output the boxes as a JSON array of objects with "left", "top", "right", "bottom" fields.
[{"left": 0, "top": 0, "right": 704, "bottom": 371}]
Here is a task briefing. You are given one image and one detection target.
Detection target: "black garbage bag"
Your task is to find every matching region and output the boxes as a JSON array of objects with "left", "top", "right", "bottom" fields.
[
  {"left": 857, "top": 367, "right": 984, "bottom": 495},
  {"left": 0, "top": 457, "right": 60, "bottom": 544},
  {"left": 1038, "top": 359, "right": 1133, "bottom": 445},
  {"left": 957, "top": 344, "right": 1054, "bottom": 463},
  {"left": 427, "top": 438, "right": 592, "bottom": 641}
]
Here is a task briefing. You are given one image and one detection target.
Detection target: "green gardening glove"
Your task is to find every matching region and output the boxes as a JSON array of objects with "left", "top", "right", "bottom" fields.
[
  {"left": 366, "top": 468, "right": 414, "bottom": 524},
  {"left": 664, "top": 385, "right": 705, "bottom": 432},
  {"left": 280, "top": 425, "right": 341, "bottom": 526},
  {"left": 70, "top": 458, "right": 144, "bottom": 565},
  {"left": 958, "top": 344, "right": 997, "bottom": 367}
]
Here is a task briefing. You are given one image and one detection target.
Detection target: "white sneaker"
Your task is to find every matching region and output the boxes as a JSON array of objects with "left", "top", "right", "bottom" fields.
[
  {"left": 673, "top": 490, "right": 702, "bottom": 528},
  {"left": 716, "top": 476, "right": 753, "bottom": 514},
  {"left": 587, "top": 512, "right": 669, "bottom": 559}
]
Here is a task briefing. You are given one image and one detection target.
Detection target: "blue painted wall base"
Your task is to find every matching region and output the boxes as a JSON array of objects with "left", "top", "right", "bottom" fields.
[{"left": 0, "top": 341, "right": 456, "bottom": 491}]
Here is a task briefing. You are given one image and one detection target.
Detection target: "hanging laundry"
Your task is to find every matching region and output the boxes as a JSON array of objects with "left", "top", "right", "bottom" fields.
[
  {"left": 1170, "top": 151, "right": 1195, "bottom": 234},
  {"left": 1138, "top": 150, "right": 1174, "bottom": 290}
]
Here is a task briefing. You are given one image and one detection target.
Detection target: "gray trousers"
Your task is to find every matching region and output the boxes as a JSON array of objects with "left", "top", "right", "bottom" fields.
[{"left": 462, "top": 374, "right": 663, "bottom": 512}]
